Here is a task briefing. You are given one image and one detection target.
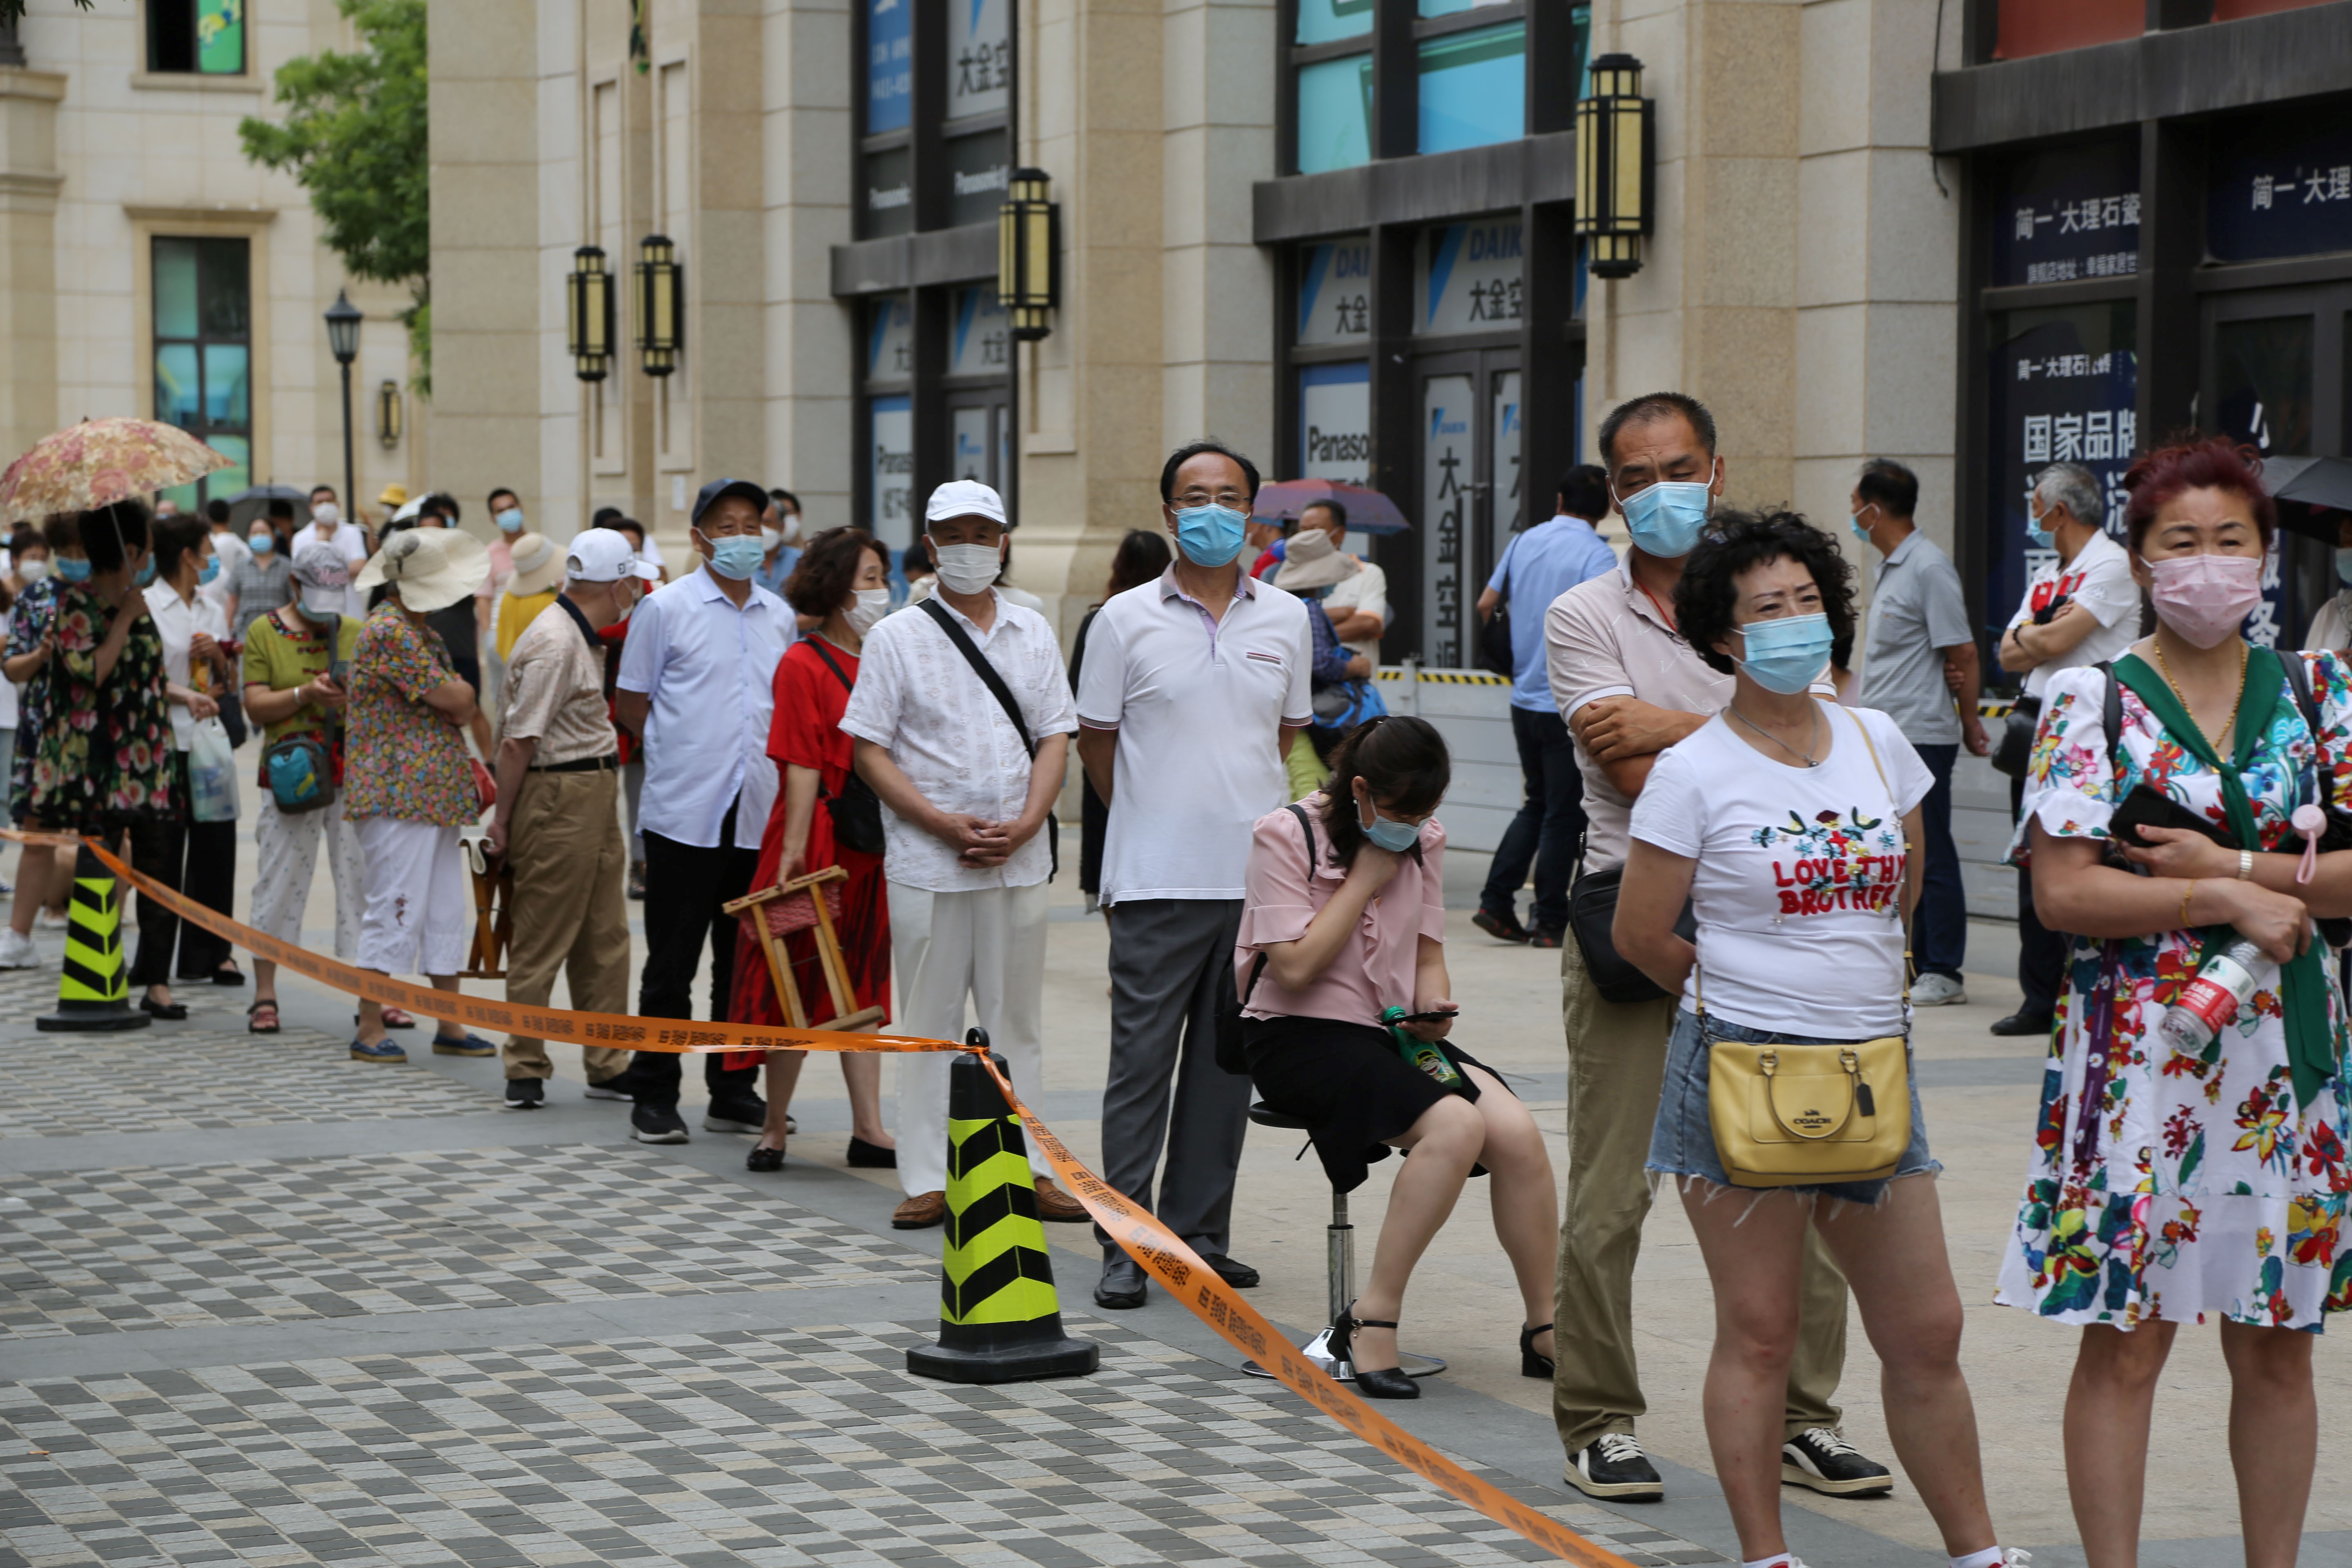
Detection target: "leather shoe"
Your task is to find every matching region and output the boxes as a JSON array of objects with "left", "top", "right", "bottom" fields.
[
  {"left": 1094, "top": 1256, "right": 1147, "bottom": 1310},
  {"left": 1034, "top": 1179, "right": 1088, "bottom": 1223},
  {"left": 1990, "top": 1009, "right": 2054, "bottom": 1037},
  {"left": 891, "top": 1190, "right": 947, "bottom": 1229},
  {"left": 1199, "top": 1252, "right": 1259, "bottom": 1289}
]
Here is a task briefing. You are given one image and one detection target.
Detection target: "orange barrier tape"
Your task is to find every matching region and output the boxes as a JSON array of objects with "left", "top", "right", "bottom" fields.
[
  {"left": 976, "top": 1053, "right": 1633, "bottom": 1568},
  {"left": 21, "top": 830, "right": 960, "bottom": 1058}
]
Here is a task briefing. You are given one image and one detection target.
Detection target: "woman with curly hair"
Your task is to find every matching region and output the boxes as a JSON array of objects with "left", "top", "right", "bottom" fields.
[
  {"left": 1613, "top": 508, "right": 2013, "bottom": 1568},
  {"left": 2011, "top": 437, "right": 2350, "bottom": 1568}
]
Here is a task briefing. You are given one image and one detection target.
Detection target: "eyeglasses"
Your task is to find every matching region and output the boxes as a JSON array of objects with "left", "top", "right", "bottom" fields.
[{"left": 1171, "top": 490, "right": 1250, "bottom": 510}]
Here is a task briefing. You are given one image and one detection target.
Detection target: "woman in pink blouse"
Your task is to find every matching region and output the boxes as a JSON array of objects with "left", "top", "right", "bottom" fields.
[{"left": 1237, "top": 715, "right": 1557, "bottom": 1399}]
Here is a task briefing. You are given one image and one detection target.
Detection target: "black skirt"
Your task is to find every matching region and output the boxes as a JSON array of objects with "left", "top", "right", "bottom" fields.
[{"left": 1241, "top": 1013, "right": 1507, "bottom": 1194}]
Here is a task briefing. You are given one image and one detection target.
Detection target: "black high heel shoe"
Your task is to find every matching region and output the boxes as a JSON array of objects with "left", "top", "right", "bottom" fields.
[
  {"left": 1520, "top": 1322, "right": 1555, "bottom": 1380},
  {"left": 1332, "top": 1300, "right": 1418, "bottom": 1399},
  {"left": 745, "top": 1143, "right": 785, "bottom": 1173}
]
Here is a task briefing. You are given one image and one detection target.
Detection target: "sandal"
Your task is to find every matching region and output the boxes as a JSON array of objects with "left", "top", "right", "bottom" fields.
[
  {"left": 247, "top": 1000, "right": 280, "bottom": 1034},
  {"left": 368, "top": 1006, "right": 417, "bottom": 1030},
  {"left": 211, "top": 962, "right": 245, "bottom": 987}
]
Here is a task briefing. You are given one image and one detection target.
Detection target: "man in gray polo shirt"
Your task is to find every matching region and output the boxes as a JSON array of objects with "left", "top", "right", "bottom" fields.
[{"left": 1853, "top": 458, "right": 1988, "bottom": 1004}]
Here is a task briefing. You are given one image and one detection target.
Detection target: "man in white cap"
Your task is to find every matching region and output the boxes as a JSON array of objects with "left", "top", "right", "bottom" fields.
[
  {"left": 841, "top": 478, "right": 1088, "bottom": 1229},
  {"left": 488, "top": 529, "right": 661, "bottom": 1109}
]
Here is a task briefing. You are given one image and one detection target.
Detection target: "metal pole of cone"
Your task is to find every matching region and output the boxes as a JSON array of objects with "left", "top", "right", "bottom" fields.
[
  {"left": 906, "top": 1028, "right": 1098, "bottom": 1383},
  {"left": 38, "top": 844, "right": 150, "bottom": 1032}
]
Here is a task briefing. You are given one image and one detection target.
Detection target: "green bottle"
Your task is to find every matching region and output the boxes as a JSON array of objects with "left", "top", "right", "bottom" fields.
[{"left": 1381, "top": 1005, "right": 1465, "bottom": 1090}]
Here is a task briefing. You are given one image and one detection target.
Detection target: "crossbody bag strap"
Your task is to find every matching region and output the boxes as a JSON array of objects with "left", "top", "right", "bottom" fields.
[
  {"left": 804, "top": 633, "right": 857, "bottom": 697},
  {"left": 1840, "top": 703, "right": 1913, "bottom": 1015},
  {"left": 917, "top": 596, "right": 1036, "bottom": 758},
  {"left": 1242, "top": 803, "right": 1323, "bottom": 1009}
]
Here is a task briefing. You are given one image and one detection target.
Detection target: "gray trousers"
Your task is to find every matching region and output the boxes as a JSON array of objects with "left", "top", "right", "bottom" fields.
[{"left": 1097, "top": 897, "right": 1251, "bottom": 1271}]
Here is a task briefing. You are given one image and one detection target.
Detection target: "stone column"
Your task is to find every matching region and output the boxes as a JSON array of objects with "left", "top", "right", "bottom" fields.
[{"left": 0, "top": 66, "right": 63, "bottom": 464}]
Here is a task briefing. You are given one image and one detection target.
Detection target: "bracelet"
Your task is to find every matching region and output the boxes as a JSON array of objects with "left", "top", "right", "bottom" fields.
[
  {"left": 2180, "top": 879, "right": 2197, "bottom": 928},
  {"left": 2236, "top": 849, "right": 2254, "bottom": 881}
]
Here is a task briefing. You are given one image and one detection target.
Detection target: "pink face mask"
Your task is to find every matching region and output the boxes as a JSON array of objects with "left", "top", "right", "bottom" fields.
[{"left": 2144, "top": 552, "right": 2262, "bottom": 650}]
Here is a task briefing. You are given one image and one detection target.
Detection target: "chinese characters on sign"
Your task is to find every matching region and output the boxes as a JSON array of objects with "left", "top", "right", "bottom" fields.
[
  {"left": 2011, "top": 194, "right": 2140, "bottom": 283},
  {"left": 1415, "top": 219, "right": 1523, "bottom": 336},
  {"left": 949, "top": 287, "right": 1011, "bottom": 379},
  {"left": 1421, "top": 376, "right": 1473, "bottom": 668},
  {"left": 2207, "top": 110, "right": 2352, "bottom": 263},
  {"left": 1989, "top": 138, "right": 2139, "bottom": 290},
  {"left": 866, "top": 296, "right": 913, "bottom": 383},
  {"left": 1297, "top": 236, "right": 1371, "bottom": 345},
  {"left": 948, "top": 0, "right": 1011, "bottom": 120}
]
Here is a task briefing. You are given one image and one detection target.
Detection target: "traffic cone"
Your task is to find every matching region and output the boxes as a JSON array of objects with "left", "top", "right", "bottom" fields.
[
  {"left": 37, "top": 844, "right": 150, "bottom": 1032},
  {"left": 906, "top": 1030, "right": 1097, "bottom": 1383}
]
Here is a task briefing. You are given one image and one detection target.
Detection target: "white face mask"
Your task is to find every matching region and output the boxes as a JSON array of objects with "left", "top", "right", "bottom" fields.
[
  {"left": 761, "top": 526, "right": 782, "bottom": 553},
  {"left": 780, "top": 512, "right": 802, "bottom": 543},
  {"left": 845, "top": 586, "right": 891, "bottom": 636},
  {"left": 16, "top": 558, "right": 47, "bottom": 583},
  {"left": 312, "top": 502, "right": 339, "bottom": 526},
  {"left": 931, "top": 541, "right": 1002, "bottom": 595}
]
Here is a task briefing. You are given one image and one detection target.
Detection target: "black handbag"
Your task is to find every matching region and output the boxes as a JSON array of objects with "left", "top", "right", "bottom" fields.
[
  {"left": 916, "top": 598, "right": 1059, "bottom": 878},
  {"left": 1475, "top": 539, "right": 1517, "bottom": 677},
  {"left": 1990, "top": 694, "right": 2040, "bottom": 779},
  {"left": 1216, "top": 802, "right": 1314, "bottom": 1074},
  {"left": 803, "top": 637, "right": 888, "bottom": 858},
  {"left": 1565, "top": 859, "right": 1697, "bottom": 1006}
]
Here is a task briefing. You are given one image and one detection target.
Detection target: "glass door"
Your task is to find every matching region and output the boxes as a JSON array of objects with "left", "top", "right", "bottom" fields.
[{"left": 1414, "top": 350, "right": 1519, "bottom": 668}]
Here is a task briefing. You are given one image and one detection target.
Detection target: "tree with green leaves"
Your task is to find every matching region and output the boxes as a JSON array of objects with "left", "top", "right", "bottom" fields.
[{"left": 239, "top": 0, "right": 430, "bottom": 391}]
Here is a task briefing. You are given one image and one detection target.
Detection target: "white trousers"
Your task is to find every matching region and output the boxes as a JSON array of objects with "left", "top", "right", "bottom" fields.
[
  {"left": 354, "top": 816, "right": 469, "bottom": 977},
  {"left": 250, "top": 793, "right": 366, "bottom": 960},
  {"left": 891, "top": 879, "right": 1052, "bottom": 1196}
]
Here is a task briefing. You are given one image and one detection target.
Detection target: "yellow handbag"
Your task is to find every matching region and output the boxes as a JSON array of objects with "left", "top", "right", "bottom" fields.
[{"left": 1702, "top": 707, "right": 1914, "bottom": 1188}]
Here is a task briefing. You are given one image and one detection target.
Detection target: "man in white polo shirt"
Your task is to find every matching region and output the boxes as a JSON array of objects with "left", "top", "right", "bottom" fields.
[
  {"left": 843, "top": 479, "right": 1088, "bottom": 1230},
  {"left": 610, "top": 477, "right": 793, "bottom": 1145},
  {"left": 1075, "top": 439, "right": 1313, "bottom": 1310}
]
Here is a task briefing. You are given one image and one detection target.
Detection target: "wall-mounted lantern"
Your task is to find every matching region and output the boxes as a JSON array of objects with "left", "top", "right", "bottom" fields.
[
  {"left": 1574, "top": 54, "right": 1653, "bottom": 280},
  {"left": 997, "top": 167, "right": 1059, "bottom": 342},
  {"left": 567, "top": 245, "right": 615, "bottom": 381},
  {"left": 636, "top": 234, "right": 684, "bottom": 376},
  {"left": 376, "top": 379, "right": 402, "bottom": 448}
]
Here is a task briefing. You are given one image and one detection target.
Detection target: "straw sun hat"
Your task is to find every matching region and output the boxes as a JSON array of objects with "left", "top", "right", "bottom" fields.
[{"left": 353, "top": 526, "right": 489, "bottom": 613}]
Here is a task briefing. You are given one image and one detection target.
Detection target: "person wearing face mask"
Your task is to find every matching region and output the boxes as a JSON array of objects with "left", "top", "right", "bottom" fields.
[
  {"left": 724, "top": 526, "right": 900, "bottom": 1169},
  {"left": 753, "top": 488, "right": 803, "bottom": 599},
  {"left": 1069, "top": 529, "right": 1176, "bottom": 910},
  {"left": 1074, "top": 440, "right": 1314, "bottom": 1309},
  {"left": 1238, "top": 715, "right": 1559, "bottom": 1401},
  {"left": 608, "top": 478, "right": 793, "bottom": 1142},
  {"left": 0, "top": 515, "right": 87, "bottom": 970},
  {"left": 493, "top": 532, "right": 565, "bottom": 665},
  {"left": 840, "top": 480, "right": 1087, "bottom": 1227},
  {"left": 1993, "top": 461, "right": 2140, "bottom": 1040},
  {"left": 2299, "top": 508, "right": 2352, "bottom": 653},
  {"left": 1615, "top": 509, "right": 2013, "bottom": 1568},
  {"left": 2009, "top": 437, "right": 2352, "bottom": 1566},
  {"left": 290, "top": 494, "right": 368, "bottom": 612},
  {"left": 1545, "top": 393, "right": 1886, "bottom": 1503},
  {"left": 486, "top": 528, "right": 660, "bottom": 1109},
  {"left": 139, "top": 515, "right": 241, "bottom": 1004},
  {"left": 224, "top": 514, "right": 292, "bottom": 637}
]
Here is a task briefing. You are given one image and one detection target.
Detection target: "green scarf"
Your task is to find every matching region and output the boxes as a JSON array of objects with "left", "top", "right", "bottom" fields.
[{"left": 2114, "top": 646, "right": 2336, "bottom": 1109}]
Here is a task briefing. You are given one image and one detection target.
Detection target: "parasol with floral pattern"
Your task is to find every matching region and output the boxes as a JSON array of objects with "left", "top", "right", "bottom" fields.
[{"left": 0, "top": 417, "right": 234, "bottom": 523}]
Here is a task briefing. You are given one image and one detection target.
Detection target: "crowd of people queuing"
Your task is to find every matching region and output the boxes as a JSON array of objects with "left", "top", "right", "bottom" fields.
[{"left": 0, "top": 385, "right": 2342, "bottom": 1568}]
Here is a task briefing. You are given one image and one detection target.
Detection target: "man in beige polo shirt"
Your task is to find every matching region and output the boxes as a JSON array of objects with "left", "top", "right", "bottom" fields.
[
  {"left": 1544, "top": 392, "right": 1889, "bottom": 1503},
  {"left": 488, "top": 529, "right": 662, "bottom": 1109}
]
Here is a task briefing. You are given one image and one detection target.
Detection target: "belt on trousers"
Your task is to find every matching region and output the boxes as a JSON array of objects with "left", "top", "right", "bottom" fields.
[{"left": 527, "top": 754, "right": 619, "bottom": 774}]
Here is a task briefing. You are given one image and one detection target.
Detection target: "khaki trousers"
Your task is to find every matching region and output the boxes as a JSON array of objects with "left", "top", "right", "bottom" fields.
[
  {"left": 500, "top": 768, "right": 635, "bottom": 1083},
  {"left": 1552, "top": 931, "right": 1849, "bottom": 1454}
]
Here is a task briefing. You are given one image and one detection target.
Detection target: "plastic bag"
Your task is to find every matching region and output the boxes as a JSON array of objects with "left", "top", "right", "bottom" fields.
[{"left": 187, "top": 716, "right": 240, "bottom": 824}]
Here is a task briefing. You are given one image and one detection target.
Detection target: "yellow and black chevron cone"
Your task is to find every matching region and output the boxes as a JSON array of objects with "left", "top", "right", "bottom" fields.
[
  {"left": 38, "top": 844, "right": 151, "bottom": 1033},
  {"left": 906, "top": 1031, "right": 1097, "bottom": 1383}
]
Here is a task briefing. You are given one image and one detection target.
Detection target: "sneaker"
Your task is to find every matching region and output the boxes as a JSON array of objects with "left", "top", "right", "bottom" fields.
[
  {"left": 0, "top": 929, "right": 38, "bottom": 969},
  {"left": 1781, "top": 1427, "right": 1893, "bottom": 1496},
  {"left": 1564, "top": 1433, "right": 1663, "bottom": 1500},
  {"left": 703, "top": 1095, "right": 766, "bottom": 1134},
  {"left": 582, "top": 1074, "right": 638, "bottom": 1101},
  {"left": 630, "top": 1104, "right": 691, "bottom": 1144},
  {"left": 350, "top": 1038, "right": 408, "bottom": 1065},
  {"left": 503, "top": 1078, "right": 545, "bottom": 1110},
  {"left": 1911, "top": 972, "right": 1966, "bottom": 1007},
  {"left": 1472, "top": 906, "right": 1532, "bottom": 944},
  {"left": 1528, "top": 926, "right": 1566, "bottom": 950}
]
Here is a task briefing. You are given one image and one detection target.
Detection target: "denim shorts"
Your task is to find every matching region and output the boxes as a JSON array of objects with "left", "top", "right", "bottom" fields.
[{"left": 1646, "top": 1007, "right": 1939, "bottom": 1206}]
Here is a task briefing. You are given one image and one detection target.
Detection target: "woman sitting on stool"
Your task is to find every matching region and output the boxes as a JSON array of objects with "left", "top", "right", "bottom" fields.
[{"left": 1238, "top": 715, "right": 1558, "bottom": 1399}]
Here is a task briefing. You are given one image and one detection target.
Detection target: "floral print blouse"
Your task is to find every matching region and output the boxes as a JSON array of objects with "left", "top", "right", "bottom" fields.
[
  {"left": 2001, "top": 654, "right": 2352, "bottom": 1331},
  {"left": 6, "top": 575, "right": 60, "bottom": 822},
  {"left": 343, "top": 603, "right": 477, "bottom": 826},
  {"left": 26, "top": 581, "right": 176, "bottom": 832}
]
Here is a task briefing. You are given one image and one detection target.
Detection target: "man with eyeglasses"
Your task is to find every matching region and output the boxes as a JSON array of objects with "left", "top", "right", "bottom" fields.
[
  {"left": 1074, "top": 439, "right": 1313, "bottom": 1312},
  {"left": 1543, "top": 392, "right": 1887, "bottom": 1504}
]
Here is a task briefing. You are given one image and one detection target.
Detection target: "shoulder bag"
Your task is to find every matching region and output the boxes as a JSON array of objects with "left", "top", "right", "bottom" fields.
[
  {"left": 1214, "top": 802, "right": 1316, "bottom": 1076},
  {"left": 261, "top": 611, "right": 341, "bottom": 815},
  {"left": 916, "top": 597, "right": 1059, "bottom": 879},
  {"left": 1703, "top": 706, "right": 1914, "bottom": 1187},
  {"left": 1567, "top": 860, "right": 1696, "bottom": 1005},
  {"left": 1474, "top": 537, "right": 1517, "bottom": 677},
  {"left": 802, "top": 637, "right": 889, "bottom": 858}
]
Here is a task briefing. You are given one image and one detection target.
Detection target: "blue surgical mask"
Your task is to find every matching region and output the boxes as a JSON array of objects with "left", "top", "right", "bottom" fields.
[
  {"left": 2335, "top": 546, "right": 2352, "bottom": 587},
  {"left": 1734, "top": 611, "right": 1833, "bottom": 695},
  {"left": 249, "top": 533, "right": 274, "bottom": 556},
  {"left": 198, "top": 557, "right": 220, "bottom": 585},
  {"left": 57, "top": 557, "right": 90, "bottom": 584},
  {"left": 134, "top": 559, "right": 156, "bottom": 588},
  {"left": 1614, "top": 466, "right": 1716, "bottom": 559},
  {"left": 2026, "top": 506, "right": 2055, "bottom": 552},
  {"left": 700, "top": 530, "right": 764, "bottom": 581},
  {"left": 1849, "top": 512, "right": 1872, "bottom": 543},
  {"left": 1172, "top": 503, "right": 1247, "bottom": 567},
  {"left": 1357, "top": 798, "right": 1423, "bottom": 853},
  {"left": 495, "top": 507, "right": 526, "bottom": 535}
]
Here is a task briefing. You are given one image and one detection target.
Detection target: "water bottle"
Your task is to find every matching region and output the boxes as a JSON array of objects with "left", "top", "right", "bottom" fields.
[
  {"left": 1380, "top": 1005, "right": 1466, "bottom": 1090},
  {"left": 2155, "top": 938, "right": 2267, "bottom": 1054}
]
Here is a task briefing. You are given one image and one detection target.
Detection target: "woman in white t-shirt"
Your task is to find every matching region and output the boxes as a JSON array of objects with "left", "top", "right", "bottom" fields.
[{"left": 1614, "top": 511, "right": 2017, "bottom": 1568}]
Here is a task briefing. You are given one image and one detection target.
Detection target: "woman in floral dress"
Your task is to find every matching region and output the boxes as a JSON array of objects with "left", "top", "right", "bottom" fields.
[
  {"left": 2011, "top": 438, "right": 2349, "bottom": 1568},
  {"left": 0, "top": 514, "right": 85, "bottom": 969}
]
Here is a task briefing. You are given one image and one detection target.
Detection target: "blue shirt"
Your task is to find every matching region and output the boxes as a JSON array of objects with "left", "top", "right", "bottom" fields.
[
  {"left": 754, "top": 544, "right": 801, "bottom": 599},
  {"left": 1487, "top": 514, "right": 1616, "bottom": 710}
]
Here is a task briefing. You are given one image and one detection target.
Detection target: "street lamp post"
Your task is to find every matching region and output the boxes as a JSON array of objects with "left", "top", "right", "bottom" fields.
[{"left": 324, "top": 290, "right": 363, "bottom": 517}]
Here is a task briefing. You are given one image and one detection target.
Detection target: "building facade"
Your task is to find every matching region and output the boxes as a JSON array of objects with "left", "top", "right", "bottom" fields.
[{"left": 3, "top": 1, "right": 421, "bottom": 517}]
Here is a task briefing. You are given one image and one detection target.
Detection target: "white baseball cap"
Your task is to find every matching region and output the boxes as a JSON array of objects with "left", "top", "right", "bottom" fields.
[
  {"left": 924, "top": 478, "right": 1007, "bottom": 528},
  {"left": 566, "top": 527, "right": 662, "bottom": 584}
]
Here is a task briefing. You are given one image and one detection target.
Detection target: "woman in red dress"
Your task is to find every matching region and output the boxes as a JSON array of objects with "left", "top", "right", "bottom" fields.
[{"left": 731, "top": 527, "right": 896, "bottom": 1171}]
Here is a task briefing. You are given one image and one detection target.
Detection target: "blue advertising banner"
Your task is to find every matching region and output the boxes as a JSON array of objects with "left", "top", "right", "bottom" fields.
[
  {"left": 867, "top": 0, "right": 912, "bottom": 135},
  {"left": 2206, "top": 108, "right": 2352, "bottom": 264},
  {"left": 1990, "top": 138, "right": 2139, "bottom": 288}
]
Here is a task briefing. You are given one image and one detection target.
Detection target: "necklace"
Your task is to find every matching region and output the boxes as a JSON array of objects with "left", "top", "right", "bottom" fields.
[
  {"left": 2151, "top": 636, "right": 2249, "bottom": 755},
  {"left": 1728, "top": 700, "right": 1824, "bottom": 767}
]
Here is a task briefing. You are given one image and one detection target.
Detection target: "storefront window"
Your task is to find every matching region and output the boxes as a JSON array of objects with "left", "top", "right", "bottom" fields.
[
  {"left": 1991, "top": 138, "right": 2138, "bottom": 287},
  {"left": 867, "top": 0, "right": 913, "bottom": 133},
  {"left": 2205, "top": 108, "right": 2352, "bottom": 264},
  {"left": 1414, "top": 217, "right": 1522, "bottom": 334},
  {"left": 1299, "top": 362, "right": 1372, "bottom": 486},
  {"left": 1297, "top": 0, "right": 1373, "bottom": 45},
  {"left": 1296, "top": 55, "right": 1375, "bottom": 174},
  {"left": 2213, "top": 316, "right": 2315, "bottom": 456},
  {"left": 149, "top": 0, "right": 245, "bottom": 75},
  {"left": 947, "top": 129, "right": 1010, "bottom": 227},
  {"left": 1297, "top": 236, "right": 1372, "bottom": 345},
  {"left": 869, "top": 394, "right": 915, "bottom": 555},
  {"left": 1421, "top": 375, "right": 1474, "bottom": 668},
  {"left": 866, "top": 295, "right": 913, "bottom": 385},
  {"left": 949, "top": 286, "right": 1012, "bottom": 378},
  {"left": 1991, "top": 0, "right": 2139, "bottom": 61},
  {"left": 947, "top": 0, "right": 1010, "bottom": 121},
  {"left": 1417, "top": 22, "right": 1524, "bottom": 154},
  {"left": 153, "top": 236, "right": 251, "bottom": 510}
]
